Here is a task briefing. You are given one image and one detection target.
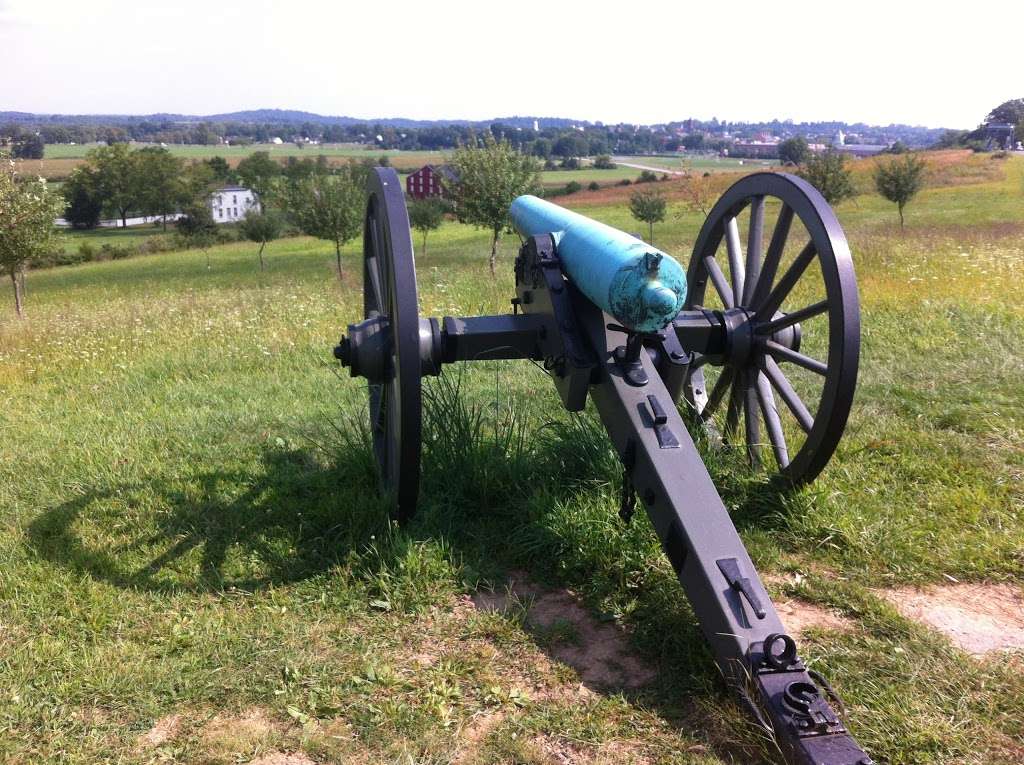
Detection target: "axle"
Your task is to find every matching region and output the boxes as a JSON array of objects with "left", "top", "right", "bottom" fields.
[{"left": 335, "top": 306, "right": 802, "bottom": 385}]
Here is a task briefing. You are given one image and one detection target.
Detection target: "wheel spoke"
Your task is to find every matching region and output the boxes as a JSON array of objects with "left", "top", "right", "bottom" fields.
[
  {"left": 756, "top": 300, "right": 829, "bottom": 335},
  {"left": 724, "top": 369, "right": 743, "bottom": 439},
  {"left": 365, "top": 255, "right": 387, "bottom": 314},
  {"left": 744, "top": 373, "right": 761, "bottom": 466},
  {"left": 766, "top": 340, "right": 827, "bottom": 375},
  {"left": 761, "top": 356, "right": 814, "bottom": 433},
  {"left": 704, "top": 256, "right": 734, "bottom": 309},
  {"left": 743, "top": 196, "right": 765, "bottom": 305},
  {"left": 725, "top": 215, "right": 745, "bottom": 306},
  {"left": 755, "top": 240, "right": 817, "bottom": 321},
  {"left": 702, "top": 366, "right": 735, "bottom": 419},
  {"left": 755, "top": 370, "right": 790, "bottom": 467},
  {"left": 749, "top": 203, "right": 794, "bottom": 308}
]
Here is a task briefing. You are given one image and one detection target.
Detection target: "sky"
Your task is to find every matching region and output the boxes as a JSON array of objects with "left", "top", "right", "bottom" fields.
[{"left": 0, "top": 0, "right": 1019, "bottom": 129}]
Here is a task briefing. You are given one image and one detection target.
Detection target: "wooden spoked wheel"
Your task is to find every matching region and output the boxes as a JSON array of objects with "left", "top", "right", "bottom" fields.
[{"left": 683, "top": 173, "right": 860, "bottom": 485}]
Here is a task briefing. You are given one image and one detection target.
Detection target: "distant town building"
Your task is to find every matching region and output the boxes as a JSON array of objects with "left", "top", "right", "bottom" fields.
[
  {"left": 730, "top": 140, "right": 780, "bottom": 159},
  {"left": 406, "top": 165, "right": 458, "bottom": 200},
  {"left": 209, "top": 186, "right": 259, "bottom": 223},
  {"left": 830, "top": 129, "right": 886, "bottom": 157}
]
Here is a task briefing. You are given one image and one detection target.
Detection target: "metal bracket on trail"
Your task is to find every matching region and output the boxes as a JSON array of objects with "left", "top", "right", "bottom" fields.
[{"left": 335, "top": 168, "right": 870, "bottom": 765}]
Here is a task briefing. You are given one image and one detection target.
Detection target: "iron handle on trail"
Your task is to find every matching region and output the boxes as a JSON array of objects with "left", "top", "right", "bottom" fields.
[{"left": 335, "top": 168, "right": 869, "bottom": 765}]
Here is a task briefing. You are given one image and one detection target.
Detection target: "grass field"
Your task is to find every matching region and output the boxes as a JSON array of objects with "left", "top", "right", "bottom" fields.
[
  {"left": 1, "top": 157, "right": 1022, "bottom": 764},
  {"left": 615, "top": 155, "right": 780, "bottom": 173}
]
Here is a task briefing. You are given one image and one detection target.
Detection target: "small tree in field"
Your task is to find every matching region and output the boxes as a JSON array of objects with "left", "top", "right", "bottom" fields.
[
  {"left": 281, "top": 164, "right": 364, "bottom": 279},
  {"left": 176, "top": 202, "right": 219, "bottom": 269},
  {"left": 448, "top": 133, "right": 541, "bottom": 275},
  {"left": 0, "top": 154, "right": 62, "bottom": 318},
  {"left": 239, "top": 209, "right": 284, "bottom": 271},
  {"left": 873, "top": 153, "right": 926, "bottom": 228},
  {"left": 629, "top": 188, "right": 667, "bottom": 244},
  {"left": 797, "top": 149, "right": 855, "bottom": 206},
  {"left": 407, "top": 197, "right": 445, "bottom": 254},
  {"left": 679, "top": 173, "right": 715, "bottom": 217}
]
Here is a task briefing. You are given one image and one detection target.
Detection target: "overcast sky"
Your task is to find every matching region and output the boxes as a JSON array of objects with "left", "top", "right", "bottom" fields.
[{"left": 0, "top": 0, "right": 1018, "bottom": 129}]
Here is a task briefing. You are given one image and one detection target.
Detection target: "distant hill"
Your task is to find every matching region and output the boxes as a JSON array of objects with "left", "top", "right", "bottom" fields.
[{"left": 0, "top": 109, "right": 580, "bottom": 130}]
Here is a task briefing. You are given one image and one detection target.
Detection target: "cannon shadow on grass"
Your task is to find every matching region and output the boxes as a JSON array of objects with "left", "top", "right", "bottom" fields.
[
  {"left": 26, "top": 441, "right": 392, "bottom": 593},
  {"left": 25, "top": 366, "right": 798, "bottom": 762}
]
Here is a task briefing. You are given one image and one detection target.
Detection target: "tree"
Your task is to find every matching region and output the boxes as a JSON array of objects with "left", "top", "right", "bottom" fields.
[
  {"left": 447, "top": 133, "right": 541, "bottom": 275},
  {"left": 679, "top": 173, "right": 715, "bottom": 217},
  {"left": 777, "top": 136, "right": 809, "bottom": 165},
  {"left": 178, "top": 162, "right": 217, "bottom": 210},
  {"left": 873, "top": 153, "right": 926, "bottom": 228},
  {"left": 175, "top": 201, "right": 219, "bottom": 268},
  {"left": 984, "top": 98, "right": 1024, "bottom": 127},
  {"left": 62, "top": 166, "right": 104, "bottom": 229},
  {"left": 239, "top": 210, "right": 284, "bottom": 271},
  {"left": 236, "top": 151, "right": 281, "bottom": 206},
  {"left": 796, "top": 149, "right": 855, "bottom": 206},
  {"left": 407, "top": 197, "right": 445, "bottom": 254},
  {"left": 592, "top": 154, "right": 616, "bottom": 169},
  {"left": 135, "top": 147, "right": 183, "bottom": 230},
  {"left": 281, "top": 163, "right": 364, "bottom": 278},
  {"left": 0, "top": 154, "right": 62, "bottom": 317},
  {"left": 629, "top": 188, "right": 667, "bottom": 244},
  {"left": 203, "top": 156, "right": 235, "bottom": 184},
  {"left": 12, "top": 133, "right": 44, "bottom": 160},
  {"left": 86, "top": 142, "right": 142, "bottom": 228}
]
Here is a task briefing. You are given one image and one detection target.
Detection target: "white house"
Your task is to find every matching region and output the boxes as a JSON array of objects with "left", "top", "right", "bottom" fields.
[{"left": 209, "top": 186, "right": 259, "bottom": 224}]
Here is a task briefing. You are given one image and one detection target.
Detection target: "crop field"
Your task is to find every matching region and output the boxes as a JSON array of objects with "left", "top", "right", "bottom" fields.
[{"left": 1, "top": 157, "right": 1022, "bottom": 764}]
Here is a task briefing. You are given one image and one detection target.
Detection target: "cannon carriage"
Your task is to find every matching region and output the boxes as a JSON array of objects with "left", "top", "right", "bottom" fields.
[{"left": 335, "top": 168, "right": 870, "bottom": 765}]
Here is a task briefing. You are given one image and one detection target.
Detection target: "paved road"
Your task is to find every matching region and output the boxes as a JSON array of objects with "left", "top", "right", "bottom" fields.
[{"left": 611, "top": 158, "right": 686, "bottom": 176}]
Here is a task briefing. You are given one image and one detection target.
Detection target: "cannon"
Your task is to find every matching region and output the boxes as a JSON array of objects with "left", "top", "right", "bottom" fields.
[{"left": 335, "top": 168, "right": 868, "bottom": 765}]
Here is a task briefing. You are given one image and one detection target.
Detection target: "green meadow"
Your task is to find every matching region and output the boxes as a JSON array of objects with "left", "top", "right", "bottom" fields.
[{"left": 1, "top": 158, "right": 1022, "bottom": 763}]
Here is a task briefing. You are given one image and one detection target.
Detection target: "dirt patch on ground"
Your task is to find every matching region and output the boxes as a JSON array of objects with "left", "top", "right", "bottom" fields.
[
  {"left": 774, "top": 596, "right": 853, "bottom": 637},
  {"left": 762, "top": 573, "right": 854, "bottom": 637},
  {"left": 202, "top": 707, "right": 286, "bottom": 759},
  {"left": 472, "top": 573, "right": 655, "bottom": 691},
  {"left": 880, "top": 583, "right": 1024, "bottom": 655},
  {"left": 248, "top": 753, "right": 316, "bottom": 765},
  {"left": 451, "top": 711, "right": 507, "bottom": 764},
  {"left": 137, "top": 713, "right": 181, "bottom": 748}
]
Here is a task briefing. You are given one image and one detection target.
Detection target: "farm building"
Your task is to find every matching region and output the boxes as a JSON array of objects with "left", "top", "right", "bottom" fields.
[
  {"left": 209, "top": 186, "right": 259, "bottom": 223},
  {"left": 406, "top": 164, "right": 458, "bottom": 199}
]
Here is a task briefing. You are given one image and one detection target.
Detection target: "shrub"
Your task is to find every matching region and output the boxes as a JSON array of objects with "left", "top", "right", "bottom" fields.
[
  {"left": 636, "top": 170, "right": 658, "bottom": 183},
  {"left": 617, "top": 178, "right": 632, "bottom": 186},
  {"left": 593, "top": 155, "right": 616, "bottom": 169},
  {"left": 564, "top": 181, "right": 583, "bottom": 195},
  {"left": 587, "top": 181, "right": 600, "bottom": 191}
]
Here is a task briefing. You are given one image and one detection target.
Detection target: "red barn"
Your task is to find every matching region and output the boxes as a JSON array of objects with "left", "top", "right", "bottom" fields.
[{"left": 406, "top": 164, "right": 457, "bottom": 200}]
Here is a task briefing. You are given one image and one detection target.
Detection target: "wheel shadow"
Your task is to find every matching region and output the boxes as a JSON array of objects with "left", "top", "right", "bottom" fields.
[{"left": 27, "top": 443, "right": 390, "bottom": 593}]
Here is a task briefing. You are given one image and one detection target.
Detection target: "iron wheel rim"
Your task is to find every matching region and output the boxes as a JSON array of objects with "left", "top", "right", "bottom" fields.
[
  {"left": 364, "top": 167, "right": 423, "bottom": 522},
  {"left": 683, "top": 172, "right": 860, "bottom": 485}
]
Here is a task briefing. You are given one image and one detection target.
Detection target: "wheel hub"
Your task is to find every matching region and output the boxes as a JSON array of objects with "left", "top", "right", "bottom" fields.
[{"left": 718, "top": 308, "right": 801, "bottom": 368}]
